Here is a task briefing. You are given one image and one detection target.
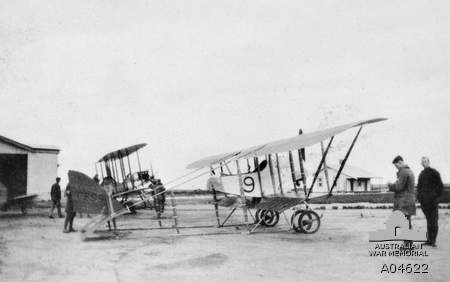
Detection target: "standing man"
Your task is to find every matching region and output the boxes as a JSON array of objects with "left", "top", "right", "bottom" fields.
[
  {"left": 388, "top": 156, "right": 416, "bottom": 228},
  {"left": 49, "top": 177, "right": 63, "bottom": 218},
  {"left": 153, "top": 179, "right": 166, "bottom": 214},
  {"left": 63, "top": 183, "right": 76, "bottom": 233},
  {"left": 417, "top": 157, "right": 444, "bottom": 247}
]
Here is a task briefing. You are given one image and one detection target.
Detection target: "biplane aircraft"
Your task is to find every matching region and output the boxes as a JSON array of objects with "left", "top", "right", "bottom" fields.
[
  {"left": 187, "top": 118, "right": 387, "bottom": 234},
  {"left": 68, "top": 143, "right": 173, "bottom": 238},
  {"left": 94, "top": 143, "right": 165, "bottom": 213}
]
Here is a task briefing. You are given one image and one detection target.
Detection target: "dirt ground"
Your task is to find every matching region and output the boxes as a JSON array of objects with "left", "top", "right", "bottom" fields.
[{"left": 1, "top": 203, "right": 449, "bottom": 282}]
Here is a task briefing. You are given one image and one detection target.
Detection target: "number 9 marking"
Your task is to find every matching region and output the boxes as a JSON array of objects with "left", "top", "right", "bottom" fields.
[{"left": 243, "top": 176, "right": 255, "bottom": 193}]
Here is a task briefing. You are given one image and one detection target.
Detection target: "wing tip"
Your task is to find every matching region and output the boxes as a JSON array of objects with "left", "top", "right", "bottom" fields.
[{"left": 359, "top": 117, "right": 388, "bottom": 125}]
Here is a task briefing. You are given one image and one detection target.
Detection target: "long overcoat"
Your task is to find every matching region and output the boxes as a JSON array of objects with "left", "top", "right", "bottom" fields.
[{"left": 388, "top": 164, "right": 416, "bottom": 216}]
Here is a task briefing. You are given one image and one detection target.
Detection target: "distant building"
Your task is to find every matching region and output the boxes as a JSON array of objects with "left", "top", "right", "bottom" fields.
[
  {"left": 0, "top": 135, "right": 59, "bottom": 200},
  {"left": 315, "top": 164, "right": 379, "bottom": 193}
]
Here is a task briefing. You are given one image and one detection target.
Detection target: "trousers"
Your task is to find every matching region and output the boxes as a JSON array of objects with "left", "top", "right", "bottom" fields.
[
  {"left": 421, "top": 203, "right": 439, "bottom": 244},
  {"left": 64, "top": 212, "right": 76, "bottom": 230}
]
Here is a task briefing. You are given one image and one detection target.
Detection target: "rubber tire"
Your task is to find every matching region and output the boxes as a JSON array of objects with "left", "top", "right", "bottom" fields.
[
  {"left": 291, "top": 210, "right": 309, "bottom": 233},
  {"left": 298, "top": 210, "right": 320, "bottom": 234},
  {"left": 260, "top": 210, "right": 279, "bottom": 227}
]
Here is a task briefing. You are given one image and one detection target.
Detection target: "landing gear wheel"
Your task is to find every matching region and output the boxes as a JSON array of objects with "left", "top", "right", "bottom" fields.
[
  {"left": 291, "top": 210, "right": 321, "bottom": 233},
  {"left": 259, "top": 210, "right": 279, "bottom": 227},
  {"left": 291, "top": 210, "right": 307, "bottom": 233},
  {"left": 297, "top": 210, "right": 320, "bottom": 234}
]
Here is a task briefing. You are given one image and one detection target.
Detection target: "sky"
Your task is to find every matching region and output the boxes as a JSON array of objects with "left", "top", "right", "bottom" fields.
[{"left": 1, "top": 0, "right": 449, "bottom": 188}]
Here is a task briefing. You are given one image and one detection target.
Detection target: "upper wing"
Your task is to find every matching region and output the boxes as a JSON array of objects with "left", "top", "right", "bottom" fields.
[
  {"left": 185, "top": 145, "right": 266, "bottom": 170},
  {"left": 186, "top": 118, "right": 387, "bottom": 169},
  {"left": 98, "top": 143, "right": 147, "bottom": 162},
  {"left": 186, "top": 151, "right": 241, "bottom": 170}
]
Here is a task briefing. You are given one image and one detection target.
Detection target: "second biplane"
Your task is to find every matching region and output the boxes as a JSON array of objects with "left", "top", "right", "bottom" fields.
[
  {"left": 68, "top": 143, "right": 176, "bottom": 238},
  {"left": 94, "top": 143, "right": 164, "bottom": 213}
]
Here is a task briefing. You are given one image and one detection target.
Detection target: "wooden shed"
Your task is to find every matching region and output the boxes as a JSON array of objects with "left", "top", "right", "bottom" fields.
[
  {"left": 315, "top": 164, "right": 379, "bottom": 193},
  {"left": 0, "top": 135, "right": 59, "bottom": 200}
]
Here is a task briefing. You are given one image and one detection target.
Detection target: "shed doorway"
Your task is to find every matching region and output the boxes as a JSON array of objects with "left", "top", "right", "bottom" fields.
[{"left": 0, "top": 154, "right": 28, "bottom": 199}]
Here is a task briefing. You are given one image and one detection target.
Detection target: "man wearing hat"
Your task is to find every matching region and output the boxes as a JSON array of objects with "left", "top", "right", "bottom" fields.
[{"left": 49, "top": 177, "right": 63, "bottom": 218}]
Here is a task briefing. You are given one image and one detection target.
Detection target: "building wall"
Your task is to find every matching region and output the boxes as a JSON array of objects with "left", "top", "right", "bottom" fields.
[
  {"left": 27, "top": 152, "right": 59, "bottom": 199},
  {"left": 315, "top": 168, "right": 375, "bottom": 193},
  {"left": 351, "top": 179, "right": 371, "bottom": 192},
  {"left": 315, "top": 169, "right": 347, "bottom": 193}
]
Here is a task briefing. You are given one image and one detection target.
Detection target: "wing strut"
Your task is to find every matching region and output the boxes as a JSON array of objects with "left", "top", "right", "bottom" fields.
[
  {"left": 125, "top": 150, "right": 136, "bottom": 189},
  {"left": 297, "top": 129, "right": 307, "bottom": 196},
  {"left": 328, "top": 125, "right": 363, "bottom": 196},
  {"left": 288, "top": 151, "right": 298, "bottom": 195},
  {"left": 136, "top": 150, "right": 144, "bottom": 186},
  {"left": 110, "top": 159, "right": 117, "bottom": 183},
  {"left": 267, "top": 154, "right": 278, "bottom": 195},
  {"left": 136, "top": 149, "right": 142, "bottom": 171},
  {"left": 275, "top": 153, "right": 284, "bottom": 195},
  {"left": 254, "top": 157, "right": 264, "bottom": 197},
  {"left": 223, "top": 162, "right": 232, "bottom": 174},
  {"left": 321, "top": 141, "right": 331, "bottom": 192},
  {"left": 99, "top": 162, "right": 104, "bottom": 179},
  {"left": 235, "top": 160, "right": 249, "bottom": 226},
  {"left": 306, "top": 136, "right": 334, "bottom": 200},
  {"left": 209, "top": 166, "right": 221, "bottom": 227}
]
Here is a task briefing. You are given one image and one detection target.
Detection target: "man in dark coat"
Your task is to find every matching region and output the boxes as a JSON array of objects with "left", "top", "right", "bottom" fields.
[
  {"left": 49, "top": 177, "right": 63, "bottom": 218},
  {"left": 417, "top": 157, "right": 443, "bottom": 247},
  {"left": 388, "top": 156, "right": 416, "bottom": 228},
  {"left": 63, "top": 183, "right": 76, "bottom": 233},
  {"left": 152, "top": 179, "right": 166, "bottom": 214}
]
